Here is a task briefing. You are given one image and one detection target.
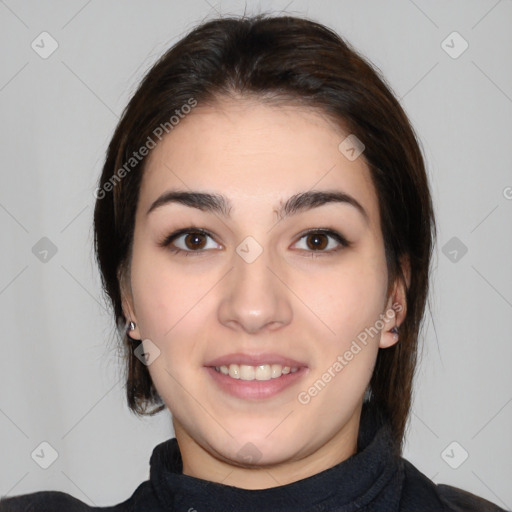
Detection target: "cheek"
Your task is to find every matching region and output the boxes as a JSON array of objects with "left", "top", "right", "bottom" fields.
[
  {"left": 296, "top": 252, "right": 387, "bottom": 399},
  {"left": 130, "top": 242, "right": 197, "bottom": 335},
  {"left": 129, "top": 257, "right": 209, "bottom": 403},
  {"left": 302, "top": 255, "right": 387, "bottom": 342},
  {"left": 298, "top": 271, "right": 383, "bottom": 415},
  {"left": 129, "top": 247, "right": 213, "bottom": 372}
]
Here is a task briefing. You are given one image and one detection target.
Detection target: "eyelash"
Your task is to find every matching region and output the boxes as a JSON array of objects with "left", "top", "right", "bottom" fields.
[{"left": 157, "top": 227, "right": 351, "bottom": 258}]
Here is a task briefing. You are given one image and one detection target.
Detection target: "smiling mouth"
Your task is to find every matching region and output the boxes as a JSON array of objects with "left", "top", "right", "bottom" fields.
[{"left": 213, "top": 363, "right": 300, "bottom": 381}]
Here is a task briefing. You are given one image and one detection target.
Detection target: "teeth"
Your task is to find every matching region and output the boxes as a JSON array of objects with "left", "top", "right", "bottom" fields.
[
  {"left": 228, "top": 364, "right": 240, "bottom": 379},
  {"left": 271, "top": 364, "right": 282, "bottom": 378},
  {"left": 240, "top": 365, "right": 255, "bottom": 380},
  {"left": 215, "top": 364, "right": 299, "bottom": 381}
]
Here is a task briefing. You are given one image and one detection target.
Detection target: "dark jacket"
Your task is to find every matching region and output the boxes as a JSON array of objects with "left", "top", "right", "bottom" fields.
[{"left": 0, "top": 402, "right": 506, "bottom": 511}]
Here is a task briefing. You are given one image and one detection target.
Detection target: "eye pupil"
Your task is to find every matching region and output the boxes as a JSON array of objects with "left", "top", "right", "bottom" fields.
[
  {"left": 307, "top": 234, "right": 328, "bottom": 250},
  {"left": 185, "top": 233, "right": 206, "bottom": 250}
]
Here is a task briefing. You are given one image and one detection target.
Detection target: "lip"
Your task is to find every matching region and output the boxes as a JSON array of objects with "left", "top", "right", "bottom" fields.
[
  {"left": 203, "top": 352, "right": 309, "bottom": 400},
  {"left": 204, "top": 352, "right": 308, "bottom": 368},
  {"left": 204, "top": 366, "right": 308, "bottom": 400}
]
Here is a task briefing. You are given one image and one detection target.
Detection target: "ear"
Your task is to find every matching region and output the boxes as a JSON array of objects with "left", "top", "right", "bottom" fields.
[
  {"left": 379, "top": 255, "right": 410, "bottom": 349},
  {"left": 118, "top": 264, "right": 141, "bottom": 339}
]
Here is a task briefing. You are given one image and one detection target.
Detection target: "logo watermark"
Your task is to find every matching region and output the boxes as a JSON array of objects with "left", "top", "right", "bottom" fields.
[
  {"left": 297, "top": 303, "right": 402, "bottom": 405},
  {"left": 94, "top": 97, "right": 197, "bottom": 200}
]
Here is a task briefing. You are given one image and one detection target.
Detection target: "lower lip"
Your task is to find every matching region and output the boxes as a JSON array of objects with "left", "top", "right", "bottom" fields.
[{"left": 204, "top": 367, "right": 308, "bottom": 400}]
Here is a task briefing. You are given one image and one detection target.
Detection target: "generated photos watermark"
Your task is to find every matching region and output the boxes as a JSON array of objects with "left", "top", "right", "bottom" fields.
[
  {"left": 94, "top": 97, "right": 197, "bottom": 200},
  {"left": 297, "top": 302, "right": 402, "bottom": 405}
]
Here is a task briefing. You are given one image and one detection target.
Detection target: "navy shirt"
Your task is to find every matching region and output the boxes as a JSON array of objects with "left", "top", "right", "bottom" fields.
[{"left": 0, "top": 401, "right": 506, "bottom": 511}]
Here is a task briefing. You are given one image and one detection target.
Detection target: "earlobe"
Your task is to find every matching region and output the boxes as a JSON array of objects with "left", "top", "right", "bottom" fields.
[
  {"left": 379, "top": 259, "right": 409, "bottom": 349},
  {"left": 121, "top": 294, "right": 141, "bottom": 340},
  {"left": 380, "top": 322, "right": 400, "bottom": 349},
  {"left": 379, "top": 302, "right": 403, "bottom": 348},
  {"left": 378, "top": 292, "right": 401, "bottom": 349},
  {"left": 122, "top": 298, "right": 141, "bottom": 340},
  {"left": 122, "top": 303, "right": 141, "bottom": 341},
  {"left": 118, "top": 265, "right": 141, "bottom": 339},
  {"left": 126, "top": 320, "right": 141, "bottom": 341}
]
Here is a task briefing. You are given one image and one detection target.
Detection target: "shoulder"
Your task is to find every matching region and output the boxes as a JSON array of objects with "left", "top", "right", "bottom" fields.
[
  {"left": 0, "top": 491, "right": 94, "bottom": 511},
  {"left": 400, "top": 458, "right": 506, "bottom": 511},
  {"left": 436, "top": 483, "right": 507, "bottom": 512},
  {"left": 0, "top": 481, "right": 156, "bottom": 512}
]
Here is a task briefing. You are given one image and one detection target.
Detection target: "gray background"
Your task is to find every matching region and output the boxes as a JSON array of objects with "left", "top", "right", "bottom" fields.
[{"left": 1, "top": 0, "right": 511, "bottom": 508}]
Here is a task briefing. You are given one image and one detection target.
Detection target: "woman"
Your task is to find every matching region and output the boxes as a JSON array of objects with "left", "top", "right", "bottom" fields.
[{"left": 0, "top": 14, "right": 505, "bottom": 512}]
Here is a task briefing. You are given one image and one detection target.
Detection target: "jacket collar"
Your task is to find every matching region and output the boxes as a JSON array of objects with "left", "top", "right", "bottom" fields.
[{"left": 149, "top": 400, "right": 403, "bottom": 511}]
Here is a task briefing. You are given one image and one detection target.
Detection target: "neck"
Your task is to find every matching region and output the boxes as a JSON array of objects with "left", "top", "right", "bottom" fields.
[{"left": 174, "top": 402, "right": 363, "bottom": 490}]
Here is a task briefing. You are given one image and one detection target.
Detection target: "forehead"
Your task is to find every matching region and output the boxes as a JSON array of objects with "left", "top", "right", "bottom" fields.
[{"left": 139, "top": 99, "right": 380, "bottom": 228}]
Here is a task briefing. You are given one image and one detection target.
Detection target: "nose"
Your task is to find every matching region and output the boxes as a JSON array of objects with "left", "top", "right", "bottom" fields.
[{"left": 217, "top": 246, "right": 293, "bottom": 334}]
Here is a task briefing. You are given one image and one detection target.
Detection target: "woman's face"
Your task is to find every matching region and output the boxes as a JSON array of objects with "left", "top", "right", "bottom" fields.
[{"left": 122, "top": 99, "right": 404, "bottom": 477}]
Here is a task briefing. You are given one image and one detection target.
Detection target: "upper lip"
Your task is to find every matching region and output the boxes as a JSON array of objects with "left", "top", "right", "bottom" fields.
[{"left": 204, "top": 352, "right": 308, "bottom": 368}]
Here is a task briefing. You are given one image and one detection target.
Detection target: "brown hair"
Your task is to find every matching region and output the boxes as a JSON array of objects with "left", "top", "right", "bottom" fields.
[{"left": 93, "top": 14, "right": 436, "bottom": 453}]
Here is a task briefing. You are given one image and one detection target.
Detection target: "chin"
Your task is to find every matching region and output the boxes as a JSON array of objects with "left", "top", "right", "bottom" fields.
[{"left": 207, "top": 427, "right": 306, "bottom": 467}]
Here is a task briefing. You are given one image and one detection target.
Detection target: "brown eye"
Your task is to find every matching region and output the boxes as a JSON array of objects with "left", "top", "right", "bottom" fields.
[
  {"left": 305, "top": 233, "right": 329, "bottom": 251},
  {"left": 183, "top": 232, "right": 207, "bottom": 250},
  {"left": 292, "top": 229, "right": 350, "bottom": 255},
  {"left": 160, "top": 228, "right": 222, "bottom": 255}
]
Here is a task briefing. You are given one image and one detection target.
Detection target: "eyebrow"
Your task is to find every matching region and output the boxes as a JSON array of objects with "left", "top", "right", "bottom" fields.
[{"left": 146, "top": 189, "right": 369, "bottom": 224}]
